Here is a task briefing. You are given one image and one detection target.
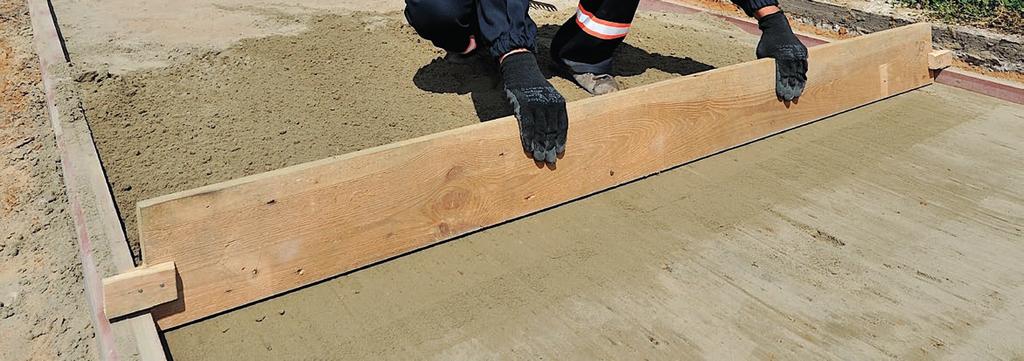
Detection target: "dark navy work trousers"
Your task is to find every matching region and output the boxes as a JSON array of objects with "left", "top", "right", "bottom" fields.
[{"left": 404, "top": 0, "right": 641, "bottom": 74}]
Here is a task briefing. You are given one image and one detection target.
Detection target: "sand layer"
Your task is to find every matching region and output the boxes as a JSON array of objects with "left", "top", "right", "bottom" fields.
[{"left": 78, "top": 10, "right": 756, "bottom": 260}]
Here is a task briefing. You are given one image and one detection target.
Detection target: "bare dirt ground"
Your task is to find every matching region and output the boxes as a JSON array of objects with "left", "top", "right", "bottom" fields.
[{"left": 0, "top": 1, "right": 95, "bottom": 360}]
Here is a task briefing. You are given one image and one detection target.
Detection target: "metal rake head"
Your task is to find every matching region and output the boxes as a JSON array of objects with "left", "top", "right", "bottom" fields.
[{"left": 529, "top": 0, "right": 557, "bottom": 12}]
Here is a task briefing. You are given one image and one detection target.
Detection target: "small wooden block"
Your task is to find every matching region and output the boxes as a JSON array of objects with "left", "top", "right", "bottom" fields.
[
  {"left": 102, "top": 262, "right": 178, "bottom": 320},
  {"left": 929, "top": 50, "right": 953, "bottom": 70}
]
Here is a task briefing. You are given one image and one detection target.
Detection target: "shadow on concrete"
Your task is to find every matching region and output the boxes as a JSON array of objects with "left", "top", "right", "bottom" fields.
[{"left": 412, "top": 24, "right": 715, "bottom": 121}]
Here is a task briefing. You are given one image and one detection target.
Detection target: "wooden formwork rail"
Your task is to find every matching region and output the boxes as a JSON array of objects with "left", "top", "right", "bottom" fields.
[
  {"left": 25, "top": 0, "right": 168, "bottom": 359},
  {"left": 123, "top": 23, "right": 936, "bottom": 329}
]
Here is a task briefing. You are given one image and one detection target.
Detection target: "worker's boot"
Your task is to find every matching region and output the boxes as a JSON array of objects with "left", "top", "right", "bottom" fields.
[
  {"left": 570, "top": 73, "right": 620, "bottom": 96},
  {"left": 551, "top": 56, "right": 620, "bottom": 96},
  {"left": 444, "top": 51, "right": 483, "bottom": 65},
  {"left": 444, "top": 35, "right": 484, "bottom": 65}
]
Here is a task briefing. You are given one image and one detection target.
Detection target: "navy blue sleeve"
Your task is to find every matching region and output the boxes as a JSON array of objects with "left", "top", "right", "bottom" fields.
[
  {"left": 732, "top": 0, "right": 779, "bottom": 17},
  {"left": 476, "top": 0, "right": 538, "bottom": 58}
]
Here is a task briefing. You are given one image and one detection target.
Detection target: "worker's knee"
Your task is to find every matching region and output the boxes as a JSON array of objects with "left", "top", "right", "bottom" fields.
[
  {"left": 405, "top": 0, "right": 474, "bottom": 52},
  {"left": 404, "top": 0, "right": 467, "bottom": 33}
]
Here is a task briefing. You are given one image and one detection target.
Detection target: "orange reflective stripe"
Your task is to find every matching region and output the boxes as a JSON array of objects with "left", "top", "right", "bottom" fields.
[
  {"left": 575, "top": 4, "right": 631, "bottom": 39},
  {"left": 577, "top": 4, "right": 631, "bottom": 28}
]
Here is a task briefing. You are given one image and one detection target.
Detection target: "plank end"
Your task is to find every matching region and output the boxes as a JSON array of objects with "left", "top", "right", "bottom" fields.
[
  {"left": 929, "top": 50, "right": 954, "bottom": 70},
  {"left": 102, "top": 262, "right": 179, "bottom": 320}
]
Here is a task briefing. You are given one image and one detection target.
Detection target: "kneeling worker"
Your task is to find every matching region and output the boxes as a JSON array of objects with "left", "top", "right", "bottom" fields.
[{"left": 404, "top": 0, "right": 808, "bottom": 164}]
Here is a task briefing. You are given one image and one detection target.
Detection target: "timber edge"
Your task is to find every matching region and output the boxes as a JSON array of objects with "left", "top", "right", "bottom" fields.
[
  {"left": 137, "top": 22, "right": 934, "bottom": 329},
  {"left": 25, "top": 0, "right": 169, "bottom": 359}
]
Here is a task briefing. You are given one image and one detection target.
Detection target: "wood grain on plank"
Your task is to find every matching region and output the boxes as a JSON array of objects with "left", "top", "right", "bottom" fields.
[
  {"left": 103, "top": 262, "right": 179, "bottom": 320},
  {"left": 139, "top": 23, "right": 934, "bottom": 329}
]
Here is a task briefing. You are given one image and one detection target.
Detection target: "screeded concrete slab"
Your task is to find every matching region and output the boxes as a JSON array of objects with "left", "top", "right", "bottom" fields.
[{"left": 164, "top": 84, "right": 1024, "bottom": 360}]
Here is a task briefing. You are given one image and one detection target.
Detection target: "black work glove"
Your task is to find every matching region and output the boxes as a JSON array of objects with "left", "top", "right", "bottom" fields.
[
  {"left": 756, "top": 11, "right": 808, "bottom": 101},
  {"left": 500, "top": 52, "right": 568, "bottom": 164}
]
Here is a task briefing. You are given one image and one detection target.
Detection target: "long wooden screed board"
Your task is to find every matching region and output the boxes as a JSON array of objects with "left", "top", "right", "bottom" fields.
[{"left": 139, "top": 23, "right": 933, "bottom": 329}]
